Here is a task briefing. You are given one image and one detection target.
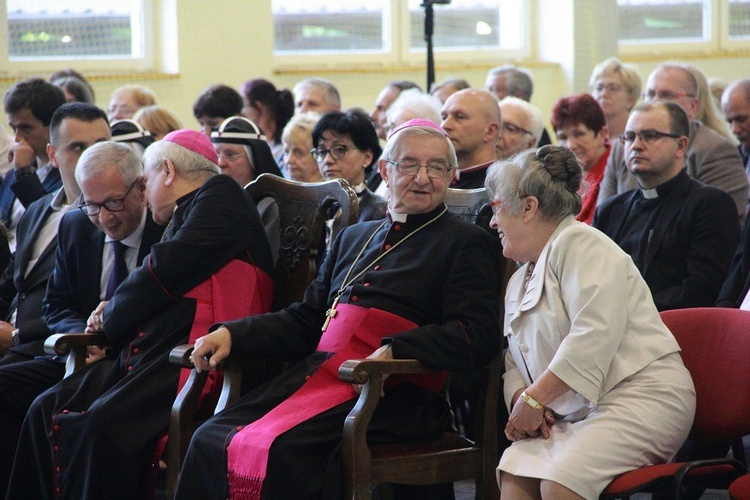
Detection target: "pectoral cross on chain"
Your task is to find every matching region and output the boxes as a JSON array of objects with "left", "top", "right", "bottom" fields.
[{"left": 321, "top": 295, "right": 341, "bottom": 332}]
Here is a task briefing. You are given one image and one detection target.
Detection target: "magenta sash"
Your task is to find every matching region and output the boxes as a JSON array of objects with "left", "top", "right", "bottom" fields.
[
  {"left": 151, "top": 259, "right": 273, "bottom": 469},
  {"left": 226, "top": 303, "right": 445, "bottom": 499}
]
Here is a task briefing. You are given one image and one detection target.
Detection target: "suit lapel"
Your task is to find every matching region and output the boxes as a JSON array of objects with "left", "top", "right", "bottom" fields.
[
  {"left": 15, "top": 197, "right": 55, "bottom": 280},
  {"left": 83, "top": 222, "right": 106, "bottom": 303},
  {"left": 41, "top": 167, "right": 62, "bottom": 192}
]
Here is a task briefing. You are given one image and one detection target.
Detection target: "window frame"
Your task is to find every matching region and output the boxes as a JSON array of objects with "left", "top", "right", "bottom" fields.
[
  {"left": 0, "top": 0, "right": 156, "bottom": 74},
  {"left": 272, "top": 0, "right": 531, "bottom": 70},
  {"left": 617, "top": 0, "right": 750, "bottom": 56}
]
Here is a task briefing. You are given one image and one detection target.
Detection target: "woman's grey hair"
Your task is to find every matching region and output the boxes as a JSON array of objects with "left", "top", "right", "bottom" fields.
[
  {"left": 142, "top": 140, "right": 220, "bottom": 181},
  {"left": 485, "top": 146, "right": 582, "bottom": 222},
  {"left": 75, "top": 141, "right": 143, "bottom": 187},
  {"left": 381, "top": 126, "right": 457, "bottom": 170}
]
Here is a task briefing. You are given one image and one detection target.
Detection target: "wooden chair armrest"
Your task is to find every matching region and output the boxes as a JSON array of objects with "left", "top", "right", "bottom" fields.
[
  {"left": 43, "top": 332, "right": 108, "bottom": 356},
  {"left": 169, "top": 344, "right": 197, "bottom": 368},
  {"left": 44, "top": 332, "right": 109, "bottom": 377},
  {"left": 338, "top": 358, "right": 429, "bottom": 384}
]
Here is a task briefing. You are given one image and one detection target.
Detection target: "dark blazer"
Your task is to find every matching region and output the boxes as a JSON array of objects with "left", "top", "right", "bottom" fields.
[
  {"left": 716, "top": 213, "right": 750, "bottom": 307},
  {"left": 0, "top": 193, "right": 59, "bottom": 349},
  {"left": 0, "top": 166, "right": 62, "bottom": 228},
  {"left": 593, "top": 170, "right": 740, "bottom": 311},
  {"left": 38, "top": 209, "right": 164, "bottom": 356}
]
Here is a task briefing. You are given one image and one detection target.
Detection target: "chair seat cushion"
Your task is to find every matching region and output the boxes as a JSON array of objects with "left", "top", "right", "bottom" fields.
[
  {"left": 729, "top": 473, "right": 750, "bottom": 499},
  {"left": 602, "top": 462, "right": 741, "bottom": 497}
]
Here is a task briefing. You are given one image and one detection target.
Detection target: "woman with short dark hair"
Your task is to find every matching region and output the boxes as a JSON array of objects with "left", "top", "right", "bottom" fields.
[{"left": 311, "top": 109, "right": 386, "bottom": 221}]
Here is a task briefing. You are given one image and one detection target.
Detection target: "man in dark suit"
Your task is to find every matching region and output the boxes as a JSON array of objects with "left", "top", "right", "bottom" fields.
[
  {"left": 0, "top": 141, "right": 162, "bottom": 492},
  {"left": 593, "top": 101, "right": 740, "bottom": 311},
  {"left": 0, "top": 103, "right": 111, "bottom": 363},
  {"left": 2, "top": 78, "right": 67, "bottom": 249}
]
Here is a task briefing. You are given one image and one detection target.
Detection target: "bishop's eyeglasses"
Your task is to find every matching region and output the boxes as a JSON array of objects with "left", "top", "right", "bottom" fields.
[{"left": 384, "top": 159, "right": 452, "bottom": 178}]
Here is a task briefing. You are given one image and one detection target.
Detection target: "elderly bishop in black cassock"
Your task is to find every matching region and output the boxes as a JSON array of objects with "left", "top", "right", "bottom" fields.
[{"left": 175, "top": 119, "right": 501, "bottom": 499}]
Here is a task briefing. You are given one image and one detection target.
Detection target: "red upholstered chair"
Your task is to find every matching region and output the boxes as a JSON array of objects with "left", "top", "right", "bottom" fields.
[
  {"left": 600, "top": 307, "right": 750, "bottom": 499},
  {"left": 730, "top": 473, "right": 750, "bottom": 499}
]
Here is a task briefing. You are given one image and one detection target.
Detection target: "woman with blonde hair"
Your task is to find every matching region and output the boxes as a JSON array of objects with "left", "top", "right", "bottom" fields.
[
  {"left": 134, "top": 105, "right": 183, "bottom": 141},
  {"left": 686, "top": 64, "right": 736, "bottom": 143},
  {"left": 589, "top": 57, "right": 641, "bottom": 142},
  {"left": 281, "top": 112, "right": 323, "bottom": 183}
]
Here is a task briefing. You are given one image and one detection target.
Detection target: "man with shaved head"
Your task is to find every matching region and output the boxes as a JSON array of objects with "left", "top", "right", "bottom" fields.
[{"left": 440, "top": 89, "right": 501, "bottom": 188}]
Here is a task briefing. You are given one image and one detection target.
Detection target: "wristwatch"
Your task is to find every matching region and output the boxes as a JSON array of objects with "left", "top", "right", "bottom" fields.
[
  {"left": 14, "top": 166, "right": 36, "bottom": 180},
  {"left": 10, "top": 328, "right": 20, "bottom": 347}
]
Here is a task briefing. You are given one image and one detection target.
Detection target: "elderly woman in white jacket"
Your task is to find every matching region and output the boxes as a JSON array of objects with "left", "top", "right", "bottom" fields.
[{"left": 487, "top": 146, "right": 696, "bottom": 500}]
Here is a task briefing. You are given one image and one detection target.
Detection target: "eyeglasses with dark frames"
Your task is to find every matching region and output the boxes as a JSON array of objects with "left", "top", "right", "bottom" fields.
[
  {"left": 619, "top": 130, "right": 683, "bottom": 145},
  {"left": 78, "top": 180, "right": 139, "bottom": 216},
  {"left": 310, "top": 145, "right": 359, "bottom": 163}
]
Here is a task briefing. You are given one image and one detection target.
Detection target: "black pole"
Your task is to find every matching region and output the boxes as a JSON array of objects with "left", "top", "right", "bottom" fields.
[{"left": 423, "top": 0, "right": 435, "bottom": 92}]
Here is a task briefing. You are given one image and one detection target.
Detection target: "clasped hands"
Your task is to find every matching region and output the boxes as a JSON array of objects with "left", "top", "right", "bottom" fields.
[{"left": 505, "top": 391, "right": 556, "bottom": 442}]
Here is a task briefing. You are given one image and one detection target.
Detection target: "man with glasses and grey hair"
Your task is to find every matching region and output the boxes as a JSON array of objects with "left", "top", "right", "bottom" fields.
[
  {"left": 593, "top": 100, "right": 739, "bottom": 311},
  {"left": 496, "top": 96, "right": 544, "bottom": 160},
  {"left": 597, "top": 62, "right": 748, "bottom": 217},
  {"left": 0, "top": 141, "right": 163, "bottom": 492}
]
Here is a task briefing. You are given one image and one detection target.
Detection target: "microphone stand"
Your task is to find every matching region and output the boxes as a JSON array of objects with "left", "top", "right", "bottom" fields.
[{"left": 422, "top": 0, "right": 436, "bottom": 92}]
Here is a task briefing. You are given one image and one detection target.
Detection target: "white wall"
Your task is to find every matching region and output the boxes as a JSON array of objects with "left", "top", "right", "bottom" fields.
[{"left": 0, "top": 0, "right": 748, "bottom": 137}]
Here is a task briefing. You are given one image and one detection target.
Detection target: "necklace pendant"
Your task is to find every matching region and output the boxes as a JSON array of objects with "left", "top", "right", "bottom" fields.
[{"left": 321, "top": 296, "right": 341, "bottom": 332}]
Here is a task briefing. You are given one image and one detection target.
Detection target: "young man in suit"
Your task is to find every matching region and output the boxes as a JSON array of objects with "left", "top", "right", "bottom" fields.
[
  {"left": 0, "top": 141, "right": 163, "bottom": 492},
  {"left": 2, "top": 78, "right": 68, "bottom": 249},
  {"left": 593, "top": 101, "right": 740, "bottom": 311},
  {"left": 0, "top": 103, "right": 111, "bottom": 363}
]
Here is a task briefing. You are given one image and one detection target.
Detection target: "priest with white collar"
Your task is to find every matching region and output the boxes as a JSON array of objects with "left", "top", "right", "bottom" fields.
[{"left": 593, "top": 100, "right": 739, "bottom": 311}]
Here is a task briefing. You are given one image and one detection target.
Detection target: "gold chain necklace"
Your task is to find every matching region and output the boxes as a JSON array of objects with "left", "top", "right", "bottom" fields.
[{"left": 321, "top": 206, "right": 448, "bottom": 331}]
